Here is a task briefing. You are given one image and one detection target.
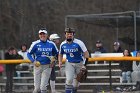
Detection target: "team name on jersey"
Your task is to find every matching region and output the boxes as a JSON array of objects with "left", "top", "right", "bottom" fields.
[
  {"left": 63, "top": 48, "right": 78, "bottom": 53},
  {"left": 38, "top": 48, "right": 52, "bottom": 51}
]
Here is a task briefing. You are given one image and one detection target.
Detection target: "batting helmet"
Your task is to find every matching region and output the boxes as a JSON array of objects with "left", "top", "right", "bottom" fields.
[
  {"left": 65, "top": 27, "right": 75, "bottom": 34},
  {"left": 49, "top": 34, "right": 60, "bottom": 41}
]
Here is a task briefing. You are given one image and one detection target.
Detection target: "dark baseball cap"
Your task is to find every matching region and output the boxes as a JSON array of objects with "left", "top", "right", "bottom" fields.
[{"left": 96, "top": 40, "right": 101, "bottom": 43}]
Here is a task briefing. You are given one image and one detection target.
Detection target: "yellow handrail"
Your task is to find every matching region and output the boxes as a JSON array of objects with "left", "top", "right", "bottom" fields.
[
  {"left": 88, "top": 57, "right": 140, "bottom": 61},
  {"left": 0, "top": 59, "right": 31, "bottom": 64},
  {"left": 0, "top": 57, "right": 140, "bottom": 64}
]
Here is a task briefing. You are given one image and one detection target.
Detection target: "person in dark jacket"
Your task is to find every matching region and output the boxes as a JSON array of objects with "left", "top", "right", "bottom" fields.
[
  {"left": 113, "top": 41, "right": 123, "bottom": 53},
  {"left": 94, "top": 40, "right": 107, "bottom": 64},
  {"left": 119, "top": 49, "right": 132, "bottom": 83},
  {"left": 94, "top": 40, "right": 107, "bottom": 53},
  {"left": 112, "top": 41, "right": 123, "bottom": 64},
  {"left": 5, "top": 46, "right": 23, "bottom": 93}
]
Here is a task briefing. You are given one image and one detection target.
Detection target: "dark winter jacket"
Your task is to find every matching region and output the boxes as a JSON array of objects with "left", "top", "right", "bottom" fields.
[
  {"left": 113, "top": 47, "right": 123, "bottom": 53},
  {"left": 119, "top": 60, "right": 133, "bottom": 72},
  {"left": 5, "top": 52, "right": 23, "bottom": 71},
  {"left": 94, "top": 47, "right": 107, "bottom": 53}
]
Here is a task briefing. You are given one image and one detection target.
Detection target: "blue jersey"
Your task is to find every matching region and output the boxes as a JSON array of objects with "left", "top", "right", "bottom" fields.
[
  {"left": 59, "top": 38, "right": 87, "bottom": 63},
  {"left": 27, "top": 40, "right": 58, "bottom": 65}
]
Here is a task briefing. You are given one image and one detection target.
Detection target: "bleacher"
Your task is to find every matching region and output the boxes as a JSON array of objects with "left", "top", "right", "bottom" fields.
[
  {"left": 0, "top": 53, "right": 138, "bottom": 93},
  {"left": 0, "top": 63, "right": 136, "bottom": 93}
]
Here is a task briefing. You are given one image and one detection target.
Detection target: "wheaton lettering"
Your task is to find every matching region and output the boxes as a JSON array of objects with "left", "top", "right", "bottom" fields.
[
  {"left": 64, "top": 48, "right": 78, "bottom": 53},
  {"left": 38, "top": 48, "right": 52, "bottom": 51}
]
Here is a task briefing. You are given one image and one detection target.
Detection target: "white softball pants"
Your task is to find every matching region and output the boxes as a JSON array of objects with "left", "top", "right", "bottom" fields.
[
  {"left": 65, "top": 61, "right": 83, "bottom": 88},
  {"left": 33, "top": 64, "right": 52, "bottom": 93}
]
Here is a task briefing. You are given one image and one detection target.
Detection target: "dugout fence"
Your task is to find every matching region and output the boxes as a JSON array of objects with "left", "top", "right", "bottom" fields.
[{"left": 65, "top": 11, "right": 137, "bottom": 52}]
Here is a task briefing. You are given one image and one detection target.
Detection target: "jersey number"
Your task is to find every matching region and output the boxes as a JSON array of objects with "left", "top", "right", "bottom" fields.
[
  {"left": 70, "top": 53, "right": 74, "bottom": 57},
  {"left": 42, "top": 52, "right": 49, "bottom": 56}
]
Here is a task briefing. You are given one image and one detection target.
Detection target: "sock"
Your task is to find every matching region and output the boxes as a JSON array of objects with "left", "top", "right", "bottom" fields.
[
  {"left": 65, "top": 88, "right": 72, "bottom": 93},
  {"left": 65, "top": 85, "right": 73, "bottom": 93},
  {"left": 72, "top": 87, "right": 77, "bottom": 93},
  {"left": 41, "top": 90, "right": 46, "bottom": 93}
]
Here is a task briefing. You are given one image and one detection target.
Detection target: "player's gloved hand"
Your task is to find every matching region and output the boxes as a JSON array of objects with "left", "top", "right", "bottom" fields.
[
  {"left": 76, "top": 65, "right": 88, "bottom": 82},
  {"left": 81, "top": 65, "right": 86, "bottom": 69},
  {"left": 34, "top": 61, "right": 40, "bottom": 67},
  {"left": 50, "top": 56, "right": 56, "bottom": 63},
  {"left": 49, "top": 56, "right": 56, "bottom": 68}
]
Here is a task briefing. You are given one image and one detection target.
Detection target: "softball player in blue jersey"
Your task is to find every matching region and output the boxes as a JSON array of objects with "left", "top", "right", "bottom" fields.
[
  {"left": 27, "top": 29, "right": 58, "bottom": 93},
  {"left": 58, "top": 28, "right": 89, "bottom": 93}
]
